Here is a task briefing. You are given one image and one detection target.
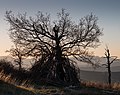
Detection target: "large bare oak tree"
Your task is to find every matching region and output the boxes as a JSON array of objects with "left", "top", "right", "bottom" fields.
[{"left": 6, "top": 9, "right": 102, "bottom": 85}]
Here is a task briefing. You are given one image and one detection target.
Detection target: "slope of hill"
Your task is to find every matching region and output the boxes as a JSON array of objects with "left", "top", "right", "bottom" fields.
[
  {"left": 1, "top": 79, "right": 120, "bottom": 95},
  {"left": 0, "top": 80, "right": 34, "bottom": 95}
]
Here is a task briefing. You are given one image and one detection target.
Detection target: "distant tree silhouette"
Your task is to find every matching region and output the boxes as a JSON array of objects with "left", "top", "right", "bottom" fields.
[
  {"left": 6, "top": 44, "right": 25, "bottom": 70},
  {"left": 102, "top": 46, "right": 117, "bottom": 85},
  {"left": 5, "top": 9, "right": 102, "bottom": 85}
]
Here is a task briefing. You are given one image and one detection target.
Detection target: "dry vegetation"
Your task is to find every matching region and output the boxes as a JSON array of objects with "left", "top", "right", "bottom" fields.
[
  {"left": 1, "top": 78, "right": 120, "bottom": 95},
  {"left": 81, "top": 80, "right": 120, "bottom": 90},
  {"left": 1, "top": 72, "right": 120, "bottom": 95},
  {"left": 0, "top": 59, "right": 120, "bottom": 95}
]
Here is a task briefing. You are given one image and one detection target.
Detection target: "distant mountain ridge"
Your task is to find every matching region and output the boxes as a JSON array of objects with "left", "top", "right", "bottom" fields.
[{"left": 80, "top": 66, "right": 120, "bottom": 72}]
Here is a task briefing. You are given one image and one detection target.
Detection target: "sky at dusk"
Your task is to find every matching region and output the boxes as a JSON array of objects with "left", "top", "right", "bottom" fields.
[{"left": 0, "top": 0, "right": 120, "bottom": 58}]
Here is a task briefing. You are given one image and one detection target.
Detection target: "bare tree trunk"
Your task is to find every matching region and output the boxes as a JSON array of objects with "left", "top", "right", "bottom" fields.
[
  {"left": 106, "top": 48, "right": 111, "bottom": 85},
  {"left": 19, "top": 63, "right": 22, "bottom": 71},
  {"left": 108, "top": 64, "right": 111, "bottom": 85},
  {"left": 54, "top": 25, "right": 65, "bottom": 81},
  {"left": 18, "top": 57, "right": 22, "bottom": 71},
  {"left": 104, "top": 47, "right": 117, "bottom": 86},
  {"left": 55, "top": 41, "right": 65, "bottom": 81}
]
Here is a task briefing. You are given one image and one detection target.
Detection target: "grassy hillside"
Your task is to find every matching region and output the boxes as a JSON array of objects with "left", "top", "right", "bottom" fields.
[
  {"left": 0, "top": 80, "right": 34, "bottom": 95},
  {"left": 1, "top": 79, "right": 120, "bottom": 95},
  {"left": 0, "top": 58, "right": 120, "bottom": 95}
]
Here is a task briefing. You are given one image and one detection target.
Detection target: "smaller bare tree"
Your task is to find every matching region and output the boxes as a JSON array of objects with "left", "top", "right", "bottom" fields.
[
  {"left": 6, "top": 44, "right": 27, "bottom": 70},
  {"left": 102, "top": 46, "right": 117, "bottom": 85}
]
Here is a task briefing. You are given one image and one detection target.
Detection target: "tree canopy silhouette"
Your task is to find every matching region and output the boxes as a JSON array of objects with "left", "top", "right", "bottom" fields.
[{"left": 6, "top": 9, "right": 102, "bottom": 85}]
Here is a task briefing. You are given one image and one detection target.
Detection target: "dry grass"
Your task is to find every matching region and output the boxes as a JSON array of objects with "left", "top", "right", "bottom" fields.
[
  {"left": 1, "top": 59, "right": 120, "bottom": 95},
  {"left": 0, "top": 80, "right": 34, "bottom": 95},
  {"left": 112, "top": 83, "right": 120, "bottom": 90},
  {"left": 0, "top": 70, "right": 20, "bottom": 85},
  {"left": 1, "top": 74, "right": 120, "bottom": 95},
  {"left": 81, "top": 80, "right": 120, "bottom": 90},
  {"left": 0, "top": 71, "right": 64, "bottom": 95}
]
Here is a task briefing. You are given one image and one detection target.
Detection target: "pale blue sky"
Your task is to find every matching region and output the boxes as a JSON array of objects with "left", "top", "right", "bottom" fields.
[{"left": 0, "top": 0, "right": 120, "bottom": 57}]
